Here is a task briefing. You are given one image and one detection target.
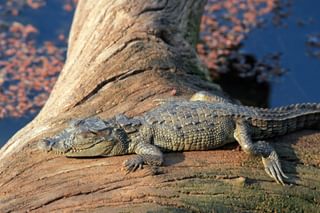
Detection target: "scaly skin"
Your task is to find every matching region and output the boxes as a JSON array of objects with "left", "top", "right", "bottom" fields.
[{"left": 38, "top": 91, "right": 320, "bottom": 184}]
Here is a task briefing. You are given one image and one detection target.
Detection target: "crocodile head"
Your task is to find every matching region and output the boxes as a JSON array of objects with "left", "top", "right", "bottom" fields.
[{"left": 38, "top": 117, "right": 127, "bottom": 157}]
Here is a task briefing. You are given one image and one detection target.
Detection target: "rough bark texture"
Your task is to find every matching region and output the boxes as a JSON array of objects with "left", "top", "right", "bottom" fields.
[{"left": 0, "top": 0, "right": 319, "bottom": 212}]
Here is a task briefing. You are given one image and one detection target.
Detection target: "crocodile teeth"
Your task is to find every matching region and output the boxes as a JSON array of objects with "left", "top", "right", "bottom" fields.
[{"left": 70, "top": 149, "right": 83, "bottom": 153}]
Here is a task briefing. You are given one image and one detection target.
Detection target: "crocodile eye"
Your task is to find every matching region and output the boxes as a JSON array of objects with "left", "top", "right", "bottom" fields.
[
  {"left": 88, "top": 130, "right": 98, "bottom": 135},
  {"left": 79, "top": 131, "right": 96, "bottom": 139}
]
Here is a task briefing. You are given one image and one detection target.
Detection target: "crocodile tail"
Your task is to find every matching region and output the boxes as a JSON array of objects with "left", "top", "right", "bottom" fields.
[{"left": 246, "top": 103, "right": 320, "bottom": 139}]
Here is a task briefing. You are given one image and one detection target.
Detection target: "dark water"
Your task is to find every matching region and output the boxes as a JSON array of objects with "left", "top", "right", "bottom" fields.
[
  {"left": 242, "top": 0, "right": 320, "bottom": 106},
  {"left": 0, "top": 116, "right": 33, "bottom": 143},
  {"left": 0, "top": 0, "right": 320, "bottom": 147}
]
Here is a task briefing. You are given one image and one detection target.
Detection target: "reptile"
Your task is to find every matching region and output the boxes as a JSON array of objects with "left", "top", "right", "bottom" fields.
[{"left": 38, "top": 91, "right": 320, "bottom": 184}]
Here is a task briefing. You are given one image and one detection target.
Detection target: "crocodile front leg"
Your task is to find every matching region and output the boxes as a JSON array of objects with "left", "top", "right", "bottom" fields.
[
  {"left": 123, "top": 142, "right": 164, "bottom": 173},
  {"left": 234, "top": 119, "right": 288, "bottom": 184}
]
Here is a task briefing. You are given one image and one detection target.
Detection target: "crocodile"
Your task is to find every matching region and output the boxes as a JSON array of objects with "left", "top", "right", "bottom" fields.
[{"left": 38, "top": 91, "right": 320, "bottom": 184}]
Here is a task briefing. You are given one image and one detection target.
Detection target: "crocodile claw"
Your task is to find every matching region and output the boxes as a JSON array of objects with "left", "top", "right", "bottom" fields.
[
  {"left": 262, "top": 151, "right": 288, "bottom": 185},
  {"left": 123, "top": 155, "right": 144, "bottom": 173}
]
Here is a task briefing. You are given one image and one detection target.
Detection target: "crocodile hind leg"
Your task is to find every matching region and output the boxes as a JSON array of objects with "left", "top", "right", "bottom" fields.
[
  {"left": 154, "top": 91, "right": 240, "bottom": 106},
  {"left": 123, "top": 142, "right": 164, "bottom": 173},
  {"left": 233, "top": 119, "right": 288, "bottom": 184},
  {"left": 190, "top": 91, "right": 241, "bottom": 104}
]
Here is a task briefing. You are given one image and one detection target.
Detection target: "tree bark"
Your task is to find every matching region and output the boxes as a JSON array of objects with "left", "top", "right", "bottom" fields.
[{"left": 0, "top": 0, "right": 319, "bottom": 212}]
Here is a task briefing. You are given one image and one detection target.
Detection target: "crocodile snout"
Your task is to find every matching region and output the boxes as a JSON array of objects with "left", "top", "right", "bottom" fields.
[{"left": 37, "top": 139, "right": 54, "bottom": 152}]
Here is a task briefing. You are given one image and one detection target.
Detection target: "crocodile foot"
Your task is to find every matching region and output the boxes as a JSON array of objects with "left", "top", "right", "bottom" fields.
[
  {"left": 262, "top": 151, "right": 289, "bottom": 185},
  {"left": 123, "top": 155, "right": 144, "bottom": 173}
]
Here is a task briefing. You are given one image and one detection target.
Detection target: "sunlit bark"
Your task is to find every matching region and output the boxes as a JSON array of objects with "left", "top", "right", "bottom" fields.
[{"left": 0, "top": 0, "right": 319, "bottom": 212}]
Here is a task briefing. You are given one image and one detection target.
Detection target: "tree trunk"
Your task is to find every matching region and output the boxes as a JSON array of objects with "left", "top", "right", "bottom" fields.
[{"left": 0, "top": 0, "right": 319, "bottom": 212}]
